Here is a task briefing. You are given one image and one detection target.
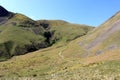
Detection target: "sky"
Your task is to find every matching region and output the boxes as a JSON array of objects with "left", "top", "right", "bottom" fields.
[{"left": 0, "top": 0, "right": 120, "bottom": 26}]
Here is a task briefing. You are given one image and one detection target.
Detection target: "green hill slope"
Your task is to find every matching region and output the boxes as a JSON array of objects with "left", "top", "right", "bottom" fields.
[
  {"left": 37, "top": 20, "right": 93, "bottom": 45},
  {"left": 0, "top": 6, "right": 93, "bottom": 60}
]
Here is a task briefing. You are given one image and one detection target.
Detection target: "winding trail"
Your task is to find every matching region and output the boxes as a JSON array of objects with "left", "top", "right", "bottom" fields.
[
  {"left": 59, "top": 51, "right": 64, "bottom": 59},
  {"left": 58, "top": 47, "right": 67, "bottom": 60},
  {"left": 58, "top": 46, "right": 73, "bottom": 63}
]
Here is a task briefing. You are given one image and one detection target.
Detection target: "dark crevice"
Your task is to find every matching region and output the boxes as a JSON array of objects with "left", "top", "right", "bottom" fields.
[
  {"left": 26, "top": 46, "right": 37, "bottom": 52},
  {"left": 40, "top": 23, "right": 49, "bottom": 29},
  {"left": 44, "top": 31, "right": 52, "bottom": 44}
]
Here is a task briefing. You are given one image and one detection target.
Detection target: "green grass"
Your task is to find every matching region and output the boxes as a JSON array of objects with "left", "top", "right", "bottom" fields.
[
  {"left": 0, "top": 52, "right": 119, "bottom": 80},
  {"left": 0, "top": 26, "right": 45, "bottom": 58}
]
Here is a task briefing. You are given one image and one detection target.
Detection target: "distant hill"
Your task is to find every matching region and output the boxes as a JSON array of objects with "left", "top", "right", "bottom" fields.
[
  {"left": 37, "top": 20, "right": 93, "bottom": 45},
  {"left": 0, "top": 6, "right": 93, "bottom": 61}
]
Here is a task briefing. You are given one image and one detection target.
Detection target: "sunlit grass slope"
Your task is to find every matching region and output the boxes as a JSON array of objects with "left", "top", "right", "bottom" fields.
[
  {"left": 0, "top": 37, "right": 119, "bottom": 80},
  {"left": 78, "top": 11, "right": 120, "bottom": 57}
]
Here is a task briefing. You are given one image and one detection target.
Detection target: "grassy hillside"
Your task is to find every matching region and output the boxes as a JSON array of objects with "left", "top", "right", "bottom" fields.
[
  {"left": 0, "top": 37, "right": 119, "bottom": 80},
  {"left": 77, "top": 11, "right": 120, "bottom": 57},
  {"left": 0, "top": 7, "right": 93, "bottom": 60},
  {"left": 0, "top": 13, "right": 47, "bottom": 60},
  {"left": 0, "top": 26, "right": 45, "bottom": 60},
  {"left": 37, "top": 20, "right": 93, "bottom": 45}
]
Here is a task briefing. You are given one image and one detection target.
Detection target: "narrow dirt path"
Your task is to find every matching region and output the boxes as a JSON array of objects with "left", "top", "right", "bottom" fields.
[
  {"left": 58, "top": 51, "right": 64, "bottom": 59},
  {"left": 58, "top": 46, "right": 73, "bottom": 63},
  {"left": 58, "top": 46, "right": 67, "bottom": 60}
]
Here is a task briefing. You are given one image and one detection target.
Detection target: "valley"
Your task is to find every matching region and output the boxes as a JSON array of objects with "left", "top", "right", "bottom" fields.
[{"left": 0, "top": 6, "right": 120, "bottom": 80}]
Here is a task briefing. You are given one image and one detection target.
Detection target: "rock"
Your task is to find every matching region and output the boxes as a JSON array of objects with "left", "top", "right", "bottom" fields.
[{"left": 0, "top": 6, "right": 9, "bottom": 17}]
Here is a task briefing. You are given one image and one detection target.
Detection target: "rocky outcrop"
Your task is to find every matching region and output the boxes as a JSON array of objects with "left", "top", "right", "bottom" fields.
[{"left": 0, "top": 6, "right": 9, "bottom": 17}]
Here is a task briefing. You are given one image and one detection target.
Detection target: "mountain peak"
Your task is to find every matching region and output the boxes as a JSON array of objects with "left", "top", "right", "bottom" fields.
[{"left": 0, "top": 6, "right": 9, "bottom": 17}]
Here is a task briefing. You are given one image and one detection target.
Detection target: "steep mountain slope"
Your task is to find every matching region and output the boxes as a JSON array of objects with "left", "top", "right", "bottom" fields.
[
  {"left": 79, "top": 11, "right": 120, "bottom": 58},
  {"left": 0, "top": 6, "right": 93, "bottom": 61}
]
